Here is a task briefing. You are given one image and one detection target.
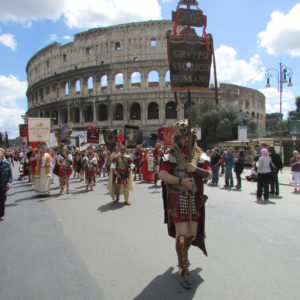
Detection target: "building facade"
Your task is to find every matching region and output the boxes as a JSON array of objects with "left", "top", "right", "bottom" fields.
[{"left": 26, "top": 20, "right": 266, "bottom": 139}]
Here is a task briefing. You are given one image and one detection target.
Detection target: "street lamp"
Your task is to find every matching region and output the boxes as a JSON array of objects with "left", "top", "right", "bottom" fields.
[{"left": 265, "top": 62, "right": 293, "bottom": 159}]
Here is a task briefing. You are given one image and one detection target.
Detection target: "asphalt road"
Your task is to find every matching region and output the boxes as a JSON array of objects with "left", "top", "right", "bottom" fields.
[{"left": 1, "top": 164, "right": 300, "bottom": 300}]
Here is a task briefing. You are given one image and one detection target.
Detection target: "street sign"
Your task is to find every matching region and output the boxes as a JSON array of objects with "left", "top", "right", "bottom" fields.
[
  {"left": 172, "top": 9, "right": 206, "bottom": 27},
  {"left": 179, "top": 0, "right": 198, "bottom": 5},
  {"left": 288, "top": 120, "right": 300, "bottom": 136}
]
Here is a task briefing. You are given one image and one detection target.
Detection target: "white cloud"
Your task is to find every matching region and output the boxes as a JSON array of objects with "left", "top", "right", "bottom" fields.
[
  {"left": 0, "top": 33, "right": 17, "bottom": 51},
  {"left": 49, "top": 33, "right": 57, "bottom": 41},
  {"left": 63, "top": 35, "right": 72, "bottom": 41},
  {"left": 0, "top": 106, "right": 26, "bottom": 138},
  {"left": 214, "top": 45, "right": 265, "bottom": 86},
  {"left": 0, "top": 75, "right": 27, "bottom": 107},
  {"left": 259, "top": 86, "right": 295, "bottom": 118},
  {"left": 258, "top": 4, "right": 300, "bottom": 56},
  {"left": 0, "top": 0, "right": 162, "bottom": 29},
  {"left": 0, "top": 75, "right": 27, "bottom": 138}
]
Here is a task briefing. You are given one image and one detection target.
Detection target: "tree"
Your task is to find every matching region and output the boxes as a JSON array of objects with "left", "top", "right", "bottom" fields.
[
  {"left": 288, "top": 96, "right": 300, "bottom": 120},
  {"left": 191, "top": 102, "right": 256, "bottom": 149}
]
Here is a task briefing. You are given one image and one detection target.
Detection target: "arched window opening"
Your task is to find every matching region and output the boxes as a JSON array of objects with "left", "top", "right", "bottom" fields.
[
  {"left": 76, "top": 80, "right": 81, "bottom": 93},
  {"left": 115, "top": 73, "right": 124, "bottom": 89},
  {"left": 251, "top": 112, "right": 255, "bottom": 118},
  {"left": 51, "top": 111, "right": 58, "bottom": 125},
  {"left": 115, "top": 104, "right": 123, "bottom": 120},
  {"left": 84, "top": 106, "right": 94, "bottom": 123},
  {"left": 148, "top": 70, "right": 159, "bottom": 88},
  {"left": 245, "top": 100, "right": 250, "bottom": 110},
  {"left": 88, "top": 76, "right": 94, "bottom": 90},
  {"left": 131, "top": 72, "right": 141, "bottom": 88},
  {"left": 61, "top": 108, "right": 68, "bottom": 124},
  {"left": 44, "top": 111, "right": 50, "bottom": 118},
  {"left": 148, "top": 102, "right": 159, "bottom": 119},
  {"left": 165, "top": 70, "right": 171, "bottom": 87},
  {"left": 65, "top": 82, "right": 69, "bottom": 96},
  {"left": 165, "top": 101, "right": 177, "bottom": 119},
  {"left": 101, "top": 75, "right": 108, "bottom": 90},
  {"left": 39, "top": 89, "right": 44, "bottom": 102},
  {"left": 98, "top": 104, "right": 108, "bottom": 121},
  {"left": 40, "top": 112, "right": 44, "bottom": 118},
  {"left": 130, "top": 103, "right": 141, "bottom": 120},
  {"left": 257, "top": 113, "right": 259, "bottom": 119},
  {"left": 70, "top": 107, "right": 80, "bottom": 123},
  {"left": 184, "top": 101, "right": 195, "bottom": 118}
]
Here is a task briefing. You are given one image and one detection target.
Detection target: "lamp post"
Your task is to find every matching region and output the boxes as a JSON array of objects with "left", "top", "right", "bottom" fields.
[{"left": 265, "top": 62, "right": 293, "bottom": 159}]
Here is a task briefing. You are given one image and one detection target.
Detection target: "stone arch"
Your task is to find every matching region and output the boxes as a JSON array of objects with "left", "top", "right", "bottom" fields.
[
  {"left": 148, "top": 102, "right": 159, "bottom": 119},
  {"left": 115, "top": 73, "right": 124, "bottom": 89},
  {"left": 100, "top": 75, "right": 108, "bottom": 90},
  {"left": 70, "top": 107, "right": 80, "bottom": 123},
  {"left": 165, "top": 101, "right": 177, "bottom": 119},
  {"left": 251, "top": 112, "right": 255, "bottom": 118},
  {"left": 114, "top": 103, "right": 123, "bottom": 120},
  {"left": 148, "top": 70, "right": 159, "bottom": 88},
  {"left": 60, "top": 108, "right": 68, "bottom": 124},
  {"left": 51, "top": 110, "right": 58, "bottom": 125},
  {"left": 98, "top": 104, "right": 108, "bottom": 121},
  {"left": 83, "top": 105, "right": 94, "bottom": 122},
  {"left": 130, "top": 72, "right": 141, "bottom": 88},
  {"left": 130, "top": 102, "right": 141, "bottom": 120}
]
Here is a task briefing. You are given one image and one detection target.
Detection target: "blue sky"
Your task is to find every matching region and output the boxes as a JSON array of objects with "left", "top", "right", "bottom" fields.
[{"left": 0, "top": 0, "right": 300, "bottom": 138}]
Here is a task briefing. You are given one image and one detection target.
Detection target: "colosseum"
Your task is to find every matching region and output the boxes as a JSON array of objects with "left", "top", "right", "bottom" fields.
[{"left": 26, "top": 20, "right": 266, "bottom": 143}]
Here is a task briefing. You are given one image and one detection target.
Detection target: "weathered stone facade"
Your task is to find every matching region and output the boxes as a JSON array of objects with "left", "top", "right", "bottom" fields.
[{"left": 26, "top": 20, "right": 265, "bottom": 139}]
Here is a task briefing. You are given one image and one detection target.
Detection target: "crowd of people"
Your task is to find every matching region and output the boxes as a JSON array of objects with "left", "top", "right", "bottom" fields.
[{"left": 0, "top": 123, "right": 299, "bottom": 289}]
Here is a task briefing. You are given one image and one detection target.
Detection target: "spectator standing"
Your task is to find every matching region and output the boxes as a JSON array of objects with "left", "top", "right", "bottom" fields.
[
  {"left": 209, "top": 148, "right": 222, "bottom": 186},
  {"left": 224, "top": 148, "right": 234, "bottom": 188},
  {"left": 0, "top": 150, "right": 13, "bottom": 221},
  {"left": 234, "top": 150, "right": 245, "bottom": 189},
  {"left": 269, "top": 145, "right": 283, "bottom": 196},
  {"left": 290, "top": 150, "right": 300, "bottom": 192},
  {"left": 256, "top": 148, "right": 272, "bottom": 201}
]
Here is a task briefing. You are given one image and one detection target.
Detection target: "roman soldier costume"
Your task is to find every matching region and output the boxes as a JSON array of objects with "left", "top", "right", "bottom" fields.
[
  {"left": 111, "top": 146, "right": 134, "bottom": 205},
  {"left": 154, "top": 148, "right": 164, "bottom": 186},
  {"left": 133, "top": 146, "right": 143, "bottom": 180},
  {"left": 84, "top": 152, "right": 97, "bottom": 191},
  {"left": 159, "top": 119, "right": 211, "bottom": 289}
]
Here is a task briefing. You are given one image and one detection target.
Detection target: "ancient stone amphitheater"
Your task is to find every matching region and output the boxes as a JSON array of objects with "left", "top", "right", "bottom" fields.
[{"left": 26, "top": 20, "right": 266, "bottom": 141}]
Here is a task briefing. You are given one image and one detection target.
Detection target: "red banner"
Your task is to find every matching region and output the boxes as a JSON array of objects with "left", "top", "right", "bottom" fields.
[
  {"left": 87, "top": 127, "right": 100, "bottom": 144},
  {"left": 158, "top": 127, "right": 175, "bottom": 146},
  {"left": 19, "top": 124, "right": 28, "bottom": 137}
]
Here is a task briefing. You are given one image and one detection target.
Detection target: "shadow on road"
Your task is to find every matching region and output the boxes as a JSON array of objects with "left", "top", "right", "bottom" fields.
[
  {"left": 255, "top": 199, "right": 276, "bottom": 205},
  {"left": 98, "top": 201, "right": 124, "bottom": 212},
  {"left": 133, "top": 267, "right": 203, "bottom": 300}
]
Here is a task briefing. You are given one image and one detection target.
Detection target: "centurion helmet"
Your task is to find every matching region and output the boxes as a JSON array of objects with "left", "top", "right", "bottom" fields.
[{"left": 172, "top": 119, "right": 196, "bottom": 137}]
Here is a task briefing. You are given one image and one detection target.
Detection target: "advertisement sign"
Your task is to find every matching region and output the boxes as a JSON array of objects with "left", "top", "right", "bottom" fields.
[
  {"left": 238, "top": 126, "right": 248, "bottom": 141},
  {"left": 195, "top": 127, "right": 201, "bottom": 140},
  {"left": 28, "top": 118, "right": 51, "bottom": 142}
]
